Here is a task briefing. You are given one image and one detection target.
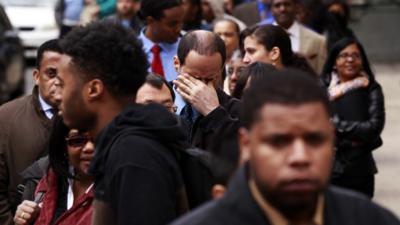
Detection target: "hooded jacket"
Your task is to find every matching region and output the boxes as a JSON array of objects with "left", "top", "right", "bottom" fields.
[{"left": 89, "top": 104, "right": 188, "bottom": 225}]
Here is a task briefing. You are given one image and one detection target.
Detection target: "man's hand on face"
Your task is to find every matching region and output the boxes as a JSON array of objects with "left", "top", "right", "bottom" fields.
[{"left": 173, "top": 73, "right": 220, "bottom": 116}]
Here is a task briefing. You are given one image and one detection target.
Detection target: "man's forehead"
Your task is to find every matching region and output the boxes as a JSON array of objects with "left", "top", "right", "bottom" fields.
[{"left": 255, "top": 103, "right": 330, "bottom": 130}]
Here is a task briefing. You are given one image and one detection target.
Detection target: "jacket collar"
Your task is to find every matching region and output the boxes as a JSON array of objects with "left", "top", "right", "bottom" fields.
[{"left": 219, "top": 165, "right": 271, "bottom": 224}]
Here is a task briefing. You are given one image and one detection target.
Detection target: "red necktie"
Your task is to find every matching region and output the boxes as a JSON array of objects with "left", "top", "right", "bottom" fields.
[{"left": 151, "top": 44, "right": 165, "bottom": 78}]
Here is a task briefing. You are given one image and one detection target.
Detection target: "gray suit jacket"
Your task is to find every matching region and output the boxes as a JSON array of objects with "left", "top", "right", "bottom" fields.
[
  {"left": 298, "top": 24, "right": 327, "bottom": 75},
  {"left": 233, "top": 1, "right": 260, "bottom": 27}
]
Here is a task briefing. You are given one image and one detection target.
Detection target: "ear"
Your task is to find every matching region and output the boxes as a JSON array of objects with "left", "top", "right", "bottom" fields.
[
  {"left": 238, "top": 127, "right": 251, "bottom": 165},
  {"left": 145, "top": 16, "right": 155, "bottom": 26},
  {"left": 211, "top": 184, "right": 226, "bottom": 200},
  {"left": 173, "top": 55, "right": 180, "bottom": 72},
  {"left": 33, "top": 69, "right": 40, "bottom": 86},
  {"left": 85, "top": 79, "right": 104, "bottom": 102},
  {"left": 269, "top": 46, "right": 281, "bottom": 62}
]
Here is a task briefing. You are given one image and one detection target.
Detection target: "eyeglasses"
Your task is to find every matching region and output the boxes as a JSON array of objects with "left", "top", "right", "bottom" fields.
[
  {"left": 227, "top": 66, "right": 245, "bottom": 76},
  {"left": 166, "top": 105, "right": 178, "bottom": 113},
  {"left": 337, "top": 52, "right": 361, "bottom": 61},
  {"left": 65, "top": 135, "right": 91, "bottom": 147}
]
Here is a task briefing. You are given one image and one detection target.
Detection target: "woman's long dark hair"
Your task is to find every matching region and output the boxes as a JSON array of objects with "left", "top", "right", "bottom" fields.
[
  {"left": 48, "top": 115, "right": 74, "bottom": 179},
  {"left": 248, "top": 25, "right": 294, "bottom": 67},
  {"left": 240, "top": 24, "right": 315, "bottom": 76},
  {"left": 321, "top": 37, "right": 375, "bottom": 85}
]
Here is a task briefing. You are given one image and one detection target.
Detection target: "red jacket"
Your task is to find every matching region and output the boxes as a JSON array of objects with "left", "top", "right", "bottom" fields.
[{"left": 33, "top": 170, "right": 93, "bottom": 225}]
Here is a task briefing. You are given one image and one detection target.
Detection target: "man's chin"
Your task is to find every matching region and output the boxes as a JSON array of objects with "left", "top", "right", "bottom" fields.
[
  {"left": 265, "top": 181, "right": 324, "bottom": 212},
  {"left": 271, "top": 190, "right": 320, "bottom": 214}
]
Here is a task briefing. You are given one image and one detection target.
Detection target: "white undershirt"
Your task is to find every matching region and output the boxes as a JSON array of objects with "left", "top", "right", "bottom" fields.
[
  {"left": 67, "top": 180, "right": 94, "bottom": 210},
  {"left": 274, "top": 20, "right": 301, "bottom": 52},
  {"left": 286, "top": 21, "right": 301, "bottom": 52}
]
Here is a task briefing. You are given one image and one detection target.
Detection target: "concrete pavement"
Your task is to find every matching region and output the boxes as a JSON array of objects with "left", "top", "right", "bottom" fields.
[{"left": 372, "top": 64, "right": 400, "bottom": 216}]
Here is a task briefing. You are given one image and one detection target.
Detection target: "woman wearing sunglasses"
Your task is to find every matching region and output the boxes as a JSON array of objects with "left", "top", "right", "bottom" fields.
[{"left": 14, "top": 116, "right": 94, "bottom": 225}]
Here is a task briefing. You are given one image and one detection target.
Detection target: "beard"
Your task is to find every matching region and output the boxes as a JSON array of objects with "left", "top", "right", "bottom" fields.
[
  {"left": 254, "top": 176, "right": 326, "bottom": 220},
  {"left": 61, "top": 87, "right": 95, "bottom": 132}
]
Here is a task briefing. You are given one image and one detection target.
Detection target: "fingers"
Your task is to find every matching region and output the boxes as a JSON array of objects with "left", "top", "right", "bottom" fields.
[
  {"left": 19, "top": 201, "right": 38, "bottom": 214},
  {"left": 14, "top": 201, "right": 39, "bottom": 224},
  {"left": 14, "top": 216, "right": 28, "bottom": 225},
  {"left": 174, "top": 74, "right": 199, "bottom": 90},
  {"left": 173, "top": 80, "right": 191, "bottom": 97}
]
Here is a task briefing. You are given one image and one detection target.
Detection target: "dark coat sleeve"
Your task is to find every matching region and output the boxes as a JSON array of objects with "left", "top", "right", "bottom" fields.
[
  {"left": 191, "top": 92, "right": 241, "bottom": 150},
  {"left": 0, "top": 125, "right": 12, "bottom": 225},
  {"left": 333, "top": 82, "right": 385, "bottom": 148}
]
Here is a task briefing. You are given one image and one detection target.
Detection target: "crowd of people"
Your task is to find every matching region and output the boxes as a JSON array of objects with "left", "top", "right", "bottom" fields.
[{"left": 0, "top": 0, "right": 396, "bottom": 224}]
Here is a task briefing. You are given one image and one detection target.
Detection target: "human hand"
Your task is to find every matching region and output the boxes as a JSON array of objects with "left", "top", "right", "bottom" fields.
[
  {"left": 173, "top": 73, "right": 220, "bottom": 116},
  {"left": 14, "top": 200, "right": 41, "bottom": 225}
]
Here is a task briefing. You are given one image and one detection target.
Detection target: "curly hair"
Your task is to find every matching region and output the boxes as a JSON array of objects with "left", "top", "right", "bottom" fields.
[
  {"left": 60, "top": 20, "right": 149, "bottom": 98},
  {"left": 139, "top": 0, "right": 183, "bottom": 21}
]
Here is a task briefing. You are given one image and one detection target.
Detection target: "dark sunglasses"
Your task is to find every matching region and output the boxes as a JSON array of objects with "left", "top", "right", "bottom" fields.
[{"left": 65, "top": 135, "right": 91, "bottom": 147}]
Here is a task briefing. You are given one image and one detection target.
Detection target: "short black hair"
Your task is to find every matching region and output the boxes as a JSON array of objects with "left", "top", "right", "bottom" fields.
[
  {"left": 177, "top": 30, "right": 226, "bottom": 68},
  {"left": 232, "top": 62, "right": 276, "bottom": 99},
  {"left": 241, "top": 69, "right": 332, "bottom": 129},
  {"left": 60, "top": 20, "right": 148, "bottom": 98},
  {"left": 36, "top": 39, "right": 62, "bottom": 69},
  {"left": 145, "top": 73, "right": 176, "bottom": 101},
  {"left": 213, "top": 19, "right": 240, "bottom": 36},
  {"left": 139, "top": 0, "right": 183, "bottom": 21}
]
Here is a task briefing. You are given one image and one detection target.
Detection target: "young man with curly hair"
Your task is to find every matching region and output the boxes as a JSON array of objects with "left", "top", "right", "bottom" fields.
[{"left": 57, "top": 20, "right": 188, "bottom": 225}]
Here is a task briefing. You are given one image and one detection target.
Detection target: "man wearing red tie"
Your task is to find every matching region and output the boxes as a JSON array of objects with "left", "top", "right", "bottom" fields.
[{"left": 138, "top": 0, "right": 185, "bottom": 81}]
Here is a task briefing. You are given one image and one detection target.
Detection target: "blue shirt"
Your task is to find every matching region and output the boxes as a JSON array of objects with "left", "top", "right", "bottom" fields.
[
  {"left": 138, "top": 29, "right": 180, "bottom": 82},
  {"left": 38, "top": 94, "right": 54, "bottom": 119},
  {"left": 257, "top": 0, "right": 274, "bottom": 25},
  {"left": 63, "top": 0, "right": 84, "bottom": 24}
]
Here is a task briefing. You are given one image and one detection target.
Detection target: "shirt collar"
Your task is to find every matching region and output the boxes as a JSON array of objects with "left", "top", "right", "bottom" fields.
[
  {"left": 38, "top": 94, "right": 52, "bottom": 113},
  {"left": 286, "top": 20, "right": 300, "bottom": 38},
  {"left": 139, "top": 28, "right": 180, "bottom": 53},
  {"left": 249, "top": 179, "right": 324, "bottom": 225}
]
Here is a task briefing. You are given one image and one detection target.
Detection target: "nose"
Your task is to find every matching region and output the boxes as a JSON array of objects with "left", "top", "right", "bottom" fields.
[
  {"left": 243, "top": 54, "right": 251, "bottom": 65},
  {"left": 346, "top": 56, "right": 355, "bottom": 62},
  {"left": 231, "top": 70, "right": 239, "bottom": 81},
  {"left": 220, "top": 35, "right": 227, "bottom": 43},
  {"left": 82, "top": 141, "right": 95, "bottom": 156},
  {"left": 287, "top": 139, "right": 311, "bottom": 169},
  {"left": 53, "top": 81, "right": 62, "bottom": 105}
]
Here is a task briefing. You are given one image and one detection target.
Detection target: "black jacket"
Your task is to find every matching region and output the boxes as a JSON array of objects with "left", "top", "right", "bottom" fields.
[
  {"left": 321, "top": 77, "right": 385, "bottom": 176},
  {"left": 89, "top": 104, "right": 188, "bottom": 225},
  {"left": 171, "top": 166, "right": 400, "bottom": 225},
  {"left": 188, "top": 89, "right": 241, "bottom": 151}
]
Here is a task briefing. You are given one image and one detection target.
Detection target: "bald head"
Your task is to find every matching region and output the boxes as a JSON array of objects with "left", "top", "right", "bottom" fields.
[{"left": 177, "top": 30, "right": 226, "bottom": 68}]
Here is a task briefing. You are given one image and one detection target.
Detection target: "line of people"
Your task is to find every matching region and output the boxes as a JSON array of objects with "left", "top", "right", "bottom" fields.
[{"left": 0, "top": 0, "right": 393, "bottom": 224}]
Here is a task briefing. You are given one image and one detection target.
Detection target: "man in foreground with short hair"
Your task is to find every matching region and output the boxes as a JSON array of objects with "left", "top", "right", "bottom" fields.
[
  {"left": 57, "top": 21, "right": 188, "bottom": 225},
  {"left": 172, "top": 69, "right": 400, "bottom": 225}
]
